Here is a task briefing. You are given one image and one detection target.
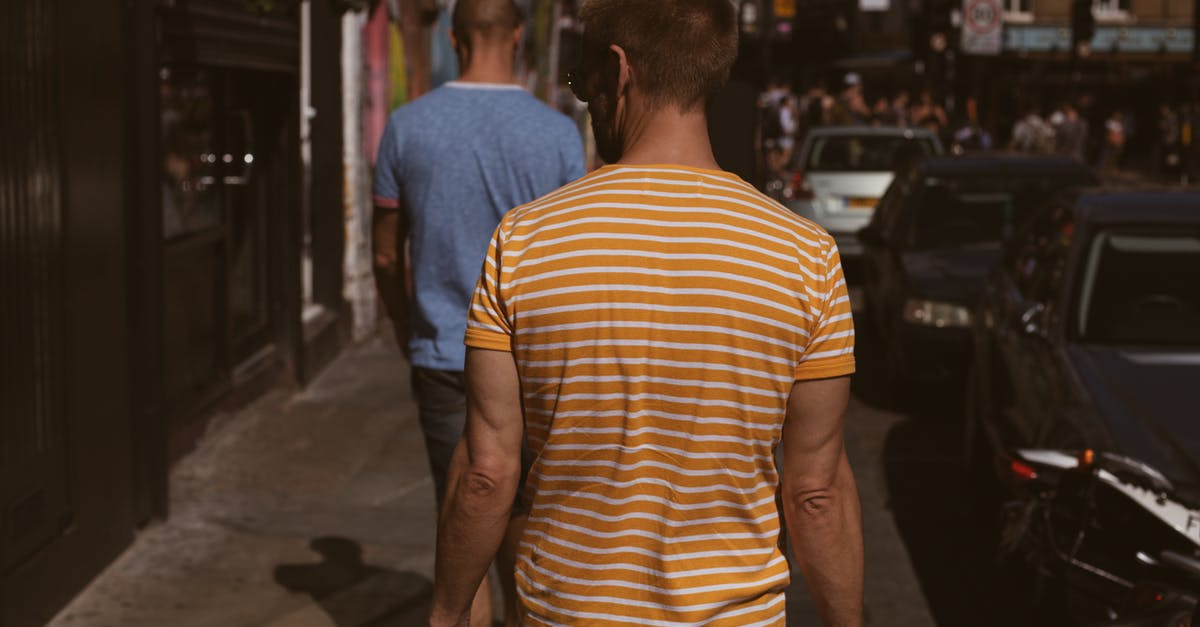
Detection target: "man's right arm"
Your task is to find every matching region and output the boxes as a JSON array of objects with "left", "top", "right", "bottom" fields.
[
  {"left": 781, "top": 375, "right": 863, "bottom": 627},
  {"left": 372, "top": 202, "right": 411, "bottom": 356}
]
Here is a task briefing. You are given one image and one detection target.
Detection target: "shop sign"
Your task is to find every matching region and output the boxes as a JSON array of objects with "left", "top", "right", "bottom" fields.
[{"left": 1005, "top": 24, "right": 1195, "bottom": 54}]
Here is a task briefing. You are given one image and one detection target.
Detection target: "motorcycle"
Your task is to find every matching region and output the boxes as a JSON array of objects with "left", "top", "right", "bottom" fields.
[{"left": 993, "top": 448, "right": 1200, "bottom": 625}]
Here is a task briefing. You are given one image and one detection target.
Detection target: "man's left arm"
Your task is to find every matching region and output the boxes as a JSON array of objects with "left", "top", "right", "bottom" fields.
[{"left": 429, "top": 348, "right": 524, "bottom": 627}]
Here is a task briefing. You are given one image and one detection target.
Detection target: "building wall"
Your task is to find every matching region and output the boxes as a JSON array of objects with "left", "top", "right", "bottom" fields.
[
  {"left": 1131, "top": 0, "right": 1195, "bottom": 21},
  {"left": 1032, "top": 0, "right": 1192, "bottom": 20},
  {"left": 1033, "top": 0, "right": 1070, "bottom": 19}
]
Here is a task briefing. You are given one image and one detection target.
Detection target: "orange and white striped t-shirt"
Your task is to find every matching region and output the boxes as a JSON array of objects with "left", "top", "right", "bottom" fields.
[{"left": 464, "top": 164, "right": 855, "bottom": 626}]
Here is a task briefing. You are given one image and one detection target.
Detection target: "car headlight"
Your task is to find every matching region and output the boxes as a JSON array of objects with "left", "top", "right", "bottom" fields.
[{"left": 902, "top": 299, "right": 973, "bottom": 328}]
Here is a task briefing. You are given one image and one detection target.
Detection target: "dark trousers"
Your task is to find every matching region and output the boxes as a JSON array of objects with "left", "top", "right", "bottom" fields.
[
  {"left": 411, "top": 367, "right": 468, "bottom": 508},
  {"left": 410, "top": 366, "right": 530, "bottom": 510}
]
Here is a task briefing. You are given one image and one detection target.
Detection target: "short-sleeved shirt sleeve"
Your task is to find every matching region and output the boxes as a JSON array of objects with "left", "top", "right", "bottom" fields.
[
  {"left": 373, "top": 116, "right": 402, "bottom": 209},
  {"left": 794, "top": 241, "right": 856, "bottom": 380},
  {"left": 464, "top": 223, "right": 514, "bottom": 352}
]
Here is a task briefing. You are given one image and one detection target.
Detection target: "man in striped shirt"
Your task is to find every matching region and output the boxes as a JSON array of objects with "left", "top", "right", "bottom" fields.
[{"left": 431, "top": 1, "right": 863, "bottom": 625}]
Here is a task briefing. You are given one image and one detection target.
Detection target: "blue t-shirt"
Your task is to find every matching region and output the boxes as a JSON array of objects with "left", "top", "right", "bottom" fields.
[{"left": 374, "top": 81, "right": 585, "bottom": 371}]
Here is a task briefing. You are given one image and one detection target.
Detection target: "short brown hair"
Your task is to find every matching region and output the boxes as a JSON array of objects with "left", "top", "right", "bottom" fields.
[
  {"left": 579, "top": 0, "right": 738, "bottom": 111},
  {"left": 452, "top": 0, "right": 522, "bottom": 43}
]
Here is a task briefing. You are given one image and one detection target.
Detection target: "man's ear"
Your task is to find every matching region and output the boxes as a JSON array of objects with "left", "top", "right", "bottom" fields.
[
  {"left": 512, "top": 24, "right": 525, "bottom": 47},
  {"left": 609, "top": 44, "right": 630, "bottom": 98}
]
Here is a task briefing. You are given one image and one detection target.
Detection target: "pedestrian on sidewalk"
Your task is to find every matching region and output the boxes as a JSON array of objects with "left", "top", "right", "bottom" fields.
[
  {"left": 1053, "top": 101, "right": 1088, "bottom": 163},
  {"left": 370, "top": 0, "right": 585, "bottom": 624},
  {"left": 1099, "top": 110, "right": 1127, "bottom": 172},
  {"left": 430, "top": 0, "right": 863, "bottom": 625}
]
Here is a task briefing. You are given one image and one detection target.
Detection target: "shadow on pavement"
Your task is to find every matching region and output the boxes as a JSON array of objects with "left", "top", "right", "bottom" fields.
[
  {"left": 850, "top": 305, "right": 1052, "bottom": 626},
  {"left": 274, "top": 536, "right": 433, "bottom": 627}
]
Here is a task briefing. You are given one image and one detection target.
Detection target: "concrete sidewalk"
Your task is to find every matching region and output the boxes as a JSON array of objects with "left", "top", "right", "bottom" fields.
[
  {"left": 51, "top": 335, "right": 439, "bottom": 627},
  {"left": 50, "top": 329, "right": 932, "bottom": 627}
]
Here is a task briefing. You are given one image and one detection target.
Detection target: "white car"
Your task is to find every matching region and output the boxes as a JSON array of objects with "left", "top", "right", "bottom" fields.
[{"left": 785, "top": 126, "right": 943, "bottom": 256}]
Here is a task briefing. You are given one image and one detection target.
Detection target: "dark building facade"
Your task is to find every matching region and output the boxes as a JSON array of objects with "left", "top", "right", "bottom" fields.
[{"left": 1, "top": 2, "right": 353, "bottom": 625}]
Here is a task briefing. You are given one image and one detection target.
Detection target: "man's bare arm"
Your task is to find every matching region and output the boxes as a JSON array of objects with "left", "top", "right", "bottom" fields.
[
  {"left": 430, "top": 348, "right": 524, "bottom": 627},
  {"left": 781, "top": 376, "right": 863, "bottom": 627},
  {"left": 371, "top": 203, "right": 412, "bottom": 354}
]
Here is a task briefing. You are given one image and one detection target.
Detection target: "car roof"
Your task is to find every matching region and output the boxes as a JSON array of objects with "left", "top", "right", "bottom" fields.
[
  {"left": 1073, "top": 189, "right": 1200, "bottom": 226},
  {"left": 915, "top": 152, "right": 1095, "bottom": 177},
  {"left": 804, "top": 125, "right": 938, "bottom": 139}
]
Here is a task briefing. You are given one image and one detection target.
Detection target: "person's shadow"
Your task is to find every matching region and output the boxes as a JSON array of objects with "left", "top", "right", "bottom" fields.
[{"left": 274, "top": 536, "right": 433, "bottom": 626}]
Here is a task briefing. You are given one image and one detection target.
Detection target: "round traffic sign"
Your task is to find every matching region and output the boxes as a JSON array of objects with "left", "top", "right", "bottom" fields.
[{"left": 964, "top": 0, "right": 1001, "bottom": 34}]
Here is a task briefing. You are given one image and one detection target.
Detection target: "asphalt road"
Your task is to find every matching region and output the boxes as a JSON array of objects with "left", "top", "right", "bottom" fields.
[{"left": 826, "top": 271, "right": 1053, "bottom": 627}]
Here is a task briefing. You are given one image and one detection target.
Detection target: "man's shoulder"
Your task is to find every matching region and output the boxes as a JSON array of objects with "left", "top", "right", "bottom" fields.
[
  {"left": 386, "top": 86, "right": 458, "bottom": 123},
  {"left": 503, "top": 94, "right": 578, "bottom": 138},
  {"left": 506, "top": 166, "right": 835, "bottom": 245}
]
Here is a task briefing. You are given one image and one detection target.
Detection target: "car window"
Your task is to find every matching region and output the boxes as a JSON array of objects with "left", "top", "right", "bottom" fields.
[
  {"left": 872, "top": 185, "right": 898, "bottom": 230},
  {"left": 1076, "top": 229, "right": 1200, "bottom": 345},
  {"left": 884, "top": 186, "right": 913, "bottom": 242},
  {"left": 804, "top": 136, "right": 937, "bottom": 172},
  {"left": 907, "top": 173, "right": 1090, "bottom": 251}
]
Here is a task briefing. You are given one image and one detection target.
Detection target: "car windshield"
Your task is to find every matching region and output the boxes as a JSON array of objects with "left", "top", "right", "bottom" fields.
[
  {"left": 804, "top": 135, "right": 936, "bottom": 172},
  {"left": 909, "top": 174, "right": 1091, "bottom": 250},
  {"left": 1077, "top": 229, "right": 1200, "bottom": 346}
]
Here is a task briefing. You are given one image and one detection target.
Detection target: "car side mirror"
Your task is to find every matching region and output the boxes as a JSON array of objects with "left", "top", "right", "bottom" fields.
[
  {"left": 858, "top": 224, "right": 886, "bottom": 247},
  {"left": 1016, "top": 302, "right": 1048, "bottom": 338}
]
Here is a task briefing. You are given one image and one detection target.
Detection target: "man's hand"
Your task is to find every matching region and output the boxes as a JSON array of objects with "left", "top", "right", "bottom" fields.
[
  {"left": 371, "top": 204, "right": 412, "bottom": 357},
  {"left": 430, "top": 348, "right": 524, "bottom": 625},
  {"left": 781, "top": 376, "right": 863, "bottom": 627}
]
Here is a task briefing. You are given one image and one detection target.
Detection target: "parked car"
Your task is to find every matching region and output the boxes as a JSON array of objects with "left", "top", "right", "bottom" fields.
[
  {"left": 964, "top": 189, "right": 1200, "bottom": 622},
  {"left": 784, "top": 126, "right": 942, "bottom": 256},
  {"left": 857, "top": 154, "right": 1097, "bottom": 387}
]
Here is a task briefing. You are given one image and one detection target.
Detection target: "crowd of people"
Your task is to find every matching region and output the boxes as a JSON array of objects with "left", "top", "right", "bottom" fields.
[
  {"left": 759, "top": 71, "right": 1196, "bottom": 182},
  {"left": 758, "top": 72, "right": 989, "bottom": 176}
]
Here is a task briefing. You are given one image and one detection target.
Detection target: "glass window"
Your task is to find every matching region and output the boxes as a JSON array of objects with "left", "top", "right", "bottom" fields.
[
  {"left": 804, "top": 136, "right": 937, "bottom": 172},
  {"left": 1092, "top": 0, "right": 1130, "bottom": 17},
  {"left": 1009, "top": 205, "right": 1075, "bottom": 302},
  {"left": 161, "top": 67, "right": 220, "bottom": 239},
  {"left": 908, "top": 174, "right": 1090, "bottom": 251},
  {"left": 1004, "top": 0, "right": 1031, "bottom": 14},
  {"left": 1076, "top": 230, "right": 1200, "bottom": 345}
]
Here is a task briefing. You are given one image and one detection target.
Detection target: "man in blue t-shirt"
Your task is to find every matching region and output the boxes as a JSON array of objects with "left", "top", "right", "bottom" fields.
[{"left": 371, "top": 0, "right": 583, "bottom": 624}]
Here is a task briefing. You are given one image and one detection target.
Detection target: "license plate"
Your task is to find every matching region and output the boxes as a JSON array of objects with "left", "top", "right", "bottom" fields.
[{"left": 846, "top": 197, "right": 878, "bottom": 210}]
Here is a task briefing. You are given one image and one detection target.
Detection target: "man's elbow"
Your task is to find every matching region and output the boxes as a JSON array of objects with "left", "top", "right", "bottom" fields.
[
  {"left": 786, "top": 485, "right": 841, "bottom": 522},
  {"left": 373, "top": 253, "right": 397, "bottom": 274},
  {"left": 459, "top": 458, "right": 520, "bottom": 501},
  {"left": 783, "top": 468, "right": 855, "bottom": 528}
]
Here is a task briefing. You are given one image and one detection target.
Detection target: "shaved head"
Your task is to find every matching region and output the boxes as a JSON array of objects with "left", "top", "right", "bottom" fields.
[{"left": 452, "top": 0, "right": 523, "bottom": 44}]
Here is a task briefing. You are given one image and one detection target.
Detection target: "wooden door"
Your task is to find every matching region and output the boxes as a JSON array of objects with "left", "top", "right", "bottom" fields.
[{"left": 1, "top": 1, "right": 138, "bottom": 625}]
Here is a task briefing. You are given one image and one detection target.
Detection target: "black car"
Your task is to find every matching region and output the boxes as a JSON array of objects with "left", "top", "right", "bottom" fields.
[
  {"left": 858, "top": 154, "right": 1097, "bottom": 388},
  {"left": 966, "top": 188, "right": 1200, "bottom": 487},
  {"left": 964, "top": 189, "right": 1200, "bottom": 623}
]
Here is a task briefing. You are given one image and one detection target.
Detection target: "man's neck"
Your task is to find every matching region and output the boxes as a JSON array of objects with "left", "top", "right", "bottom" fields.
[
  {"left": 616, "top": 105, "right": 720, "bottom": 171},
  {"left": 456, "top": 47, "right": 515, "bottom": 85}
]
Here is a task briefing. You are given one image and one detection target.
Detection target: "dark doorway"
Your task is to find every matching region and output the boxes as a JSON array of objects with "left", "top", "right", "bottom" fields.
[{"left": 160, "top": 66, "right": 296, "bottom": 422}]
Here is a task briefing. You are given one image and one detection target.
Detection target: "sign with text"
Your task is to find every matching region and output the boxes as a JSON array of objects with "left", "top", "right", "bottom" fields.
[{"left": 961, "top": 0, "right": 1003, "bottom": 55}]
